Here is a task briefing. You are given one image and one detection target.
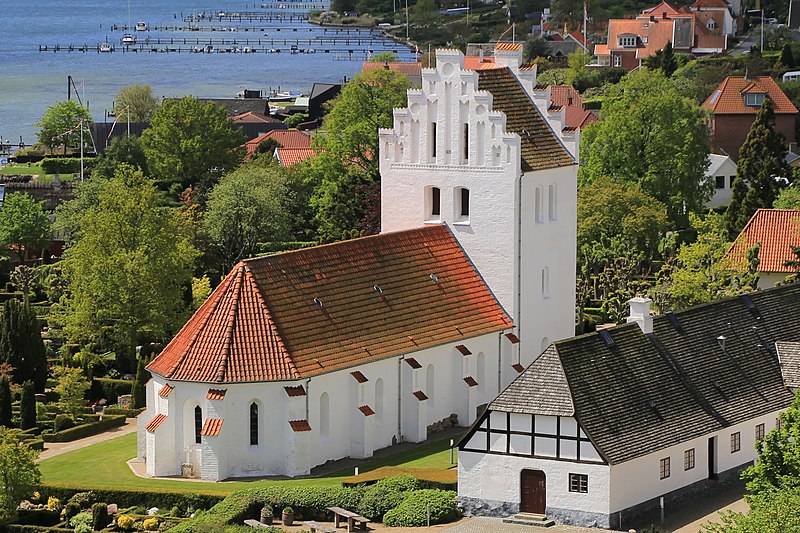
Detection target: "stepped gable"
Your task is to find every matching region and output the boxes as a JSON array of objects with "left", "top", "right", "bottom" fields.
[
  {"left": 476, "top": 68, "right": 574, "bottom": 172},
  {"left": 148, "top": 225, "right": 512, "bottom": 383},
  {"left": 490, "top": 284, "right": 800, "bottom": 464}
]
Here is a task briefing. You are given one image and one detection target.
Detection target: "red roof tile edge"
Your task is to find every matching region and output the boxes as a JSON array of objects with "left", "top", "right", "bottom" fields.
[
  {"left": 463, "top": 376, "right": 479, "bottom": 387},
  {"left": 200, "top": 418, "right": 224, "bottom": 437},
  {"left": 455, "top": 344, "right": 472, "bottom": 356},
  {"left": 206, "top": 388, "right": 227, "bottom": 400},
  {"left": 505, "top": 333, "right": 521, "bottom": 344},
  {"left": 358, "top": 405, "right": 375, "bottom": 416},
  {"left": 289, "top": 419, "right": 312, "bottom": 431},
  {"left": 512, "top": 363, "right": 525, "bottom": 373},
  {"left": 145, "top": 413, "right": 167, "bottom": 432},
  {"left": 351, "top": 371, "right": 369, "bottom": 383},
  {"left": 285, "top": 385, "right": 307, "bottom": 397},
  {"left": 405, "top": 357, "right": 422, "bottom": 369},
  {"left": 413, "top": 390, "right": 429, "bottom": 401},
  {"left": 158, "top": 384, "right": 174, "bottom": 397}
]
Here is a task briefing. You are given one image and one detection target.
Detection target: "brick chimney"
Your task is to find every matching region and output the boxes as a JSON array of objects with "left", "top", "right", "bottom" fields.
[{"left": 627, "top": 297, "right": 653, "bottom": 334}]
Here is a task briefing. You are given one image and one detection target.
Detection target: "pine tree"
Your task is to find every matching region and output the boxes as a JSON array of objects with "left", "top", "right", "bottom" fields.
[
  {"left": 661, "top": 41, "right": 677, "bottom": 77},
  {"left": 19, "top": 381, "right": 36, "bottom": 430},
  {"left": 0, "top": 376, "right": 11, "bottom": 428},
  {"left": 0, "top": 299, "right": 48, "bottom": 390},
  {"left": 724, "top": 100, "right": 791, "bottom": 239},
  {"left": 132, "top": 356, "right": 148, "bottom": 409},
  {"left": 779, "top": 43, "right": 795, "bottom": 68}
]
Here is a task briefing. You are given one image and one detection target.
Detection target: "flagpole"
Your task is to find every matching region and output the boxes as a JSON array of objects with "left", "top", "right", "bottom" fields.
[
  {"left": 80, "top": 119, "right": 84, "bottom": 183},
  {"left": 127, "top": 105, "right": 130, "bottom": 138},
  {"left": 583, "top": 2, "right": 587, "bottom": 55}
]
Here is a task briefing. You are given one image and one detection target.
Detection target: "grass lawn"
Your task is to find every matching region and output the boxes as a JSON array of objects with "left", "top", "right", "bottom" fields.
[
  {"left": 39, "top": 432, "right": 457, "bottom": 495},
  {"left": 0, "top": 163, "right": 45, "bottom": 175}
]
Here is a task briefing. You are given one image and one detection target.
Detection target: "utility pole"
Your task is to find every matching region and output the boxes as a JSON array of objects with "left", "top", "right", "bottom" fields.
[{"left": 79, "top": 119, "right": 84, "bottom": 183}]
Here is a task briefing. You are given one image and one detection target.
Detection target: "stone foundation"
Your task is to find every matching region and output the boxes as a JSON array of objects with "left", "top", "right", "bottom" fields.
[{"left": 459, "top": 497, "right": 609, "bottom": 529}]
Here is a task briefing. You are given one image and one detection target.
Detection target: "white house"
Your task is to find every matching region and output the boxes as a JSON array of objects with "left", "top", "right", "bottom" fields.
[
  {"left": 458, "top": 285, "right": 800, "bottom": 528},
  {"left": 139, "top": 44, "right": 578, "bottom": 480},
  {"left": 705, "top": 153, "right": 738, "bottom": 208}
]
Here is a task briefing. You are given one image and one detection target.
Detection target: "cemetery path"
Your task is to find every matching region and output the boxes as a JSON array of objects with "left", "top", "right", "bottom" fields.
[{"left": 37, "top": 418, "right": 138, "bottom": 462}]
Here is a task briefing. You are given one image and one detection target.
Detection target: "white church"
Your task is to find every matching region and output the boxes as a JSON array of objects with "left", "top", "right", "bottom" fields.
[{"left": 138, "top": 43, "right": 580, "bottom": 480}]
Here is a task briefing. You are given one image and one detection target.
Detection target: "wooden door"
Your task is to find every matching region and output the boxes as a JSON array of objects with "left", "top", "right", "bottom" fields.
[{"left": 520, "top": 469, "right": 546, "bottom": 514}]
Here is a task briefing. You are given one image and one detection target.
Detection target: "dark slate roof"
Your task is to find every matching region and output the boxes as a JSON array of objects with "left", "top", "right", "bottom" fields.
[
  {"left": 490, "top": 345, "right": 573, "bottom": 416},
  {"left": 476, "top": 68, "right": 575, "bottom": 172},
  {"left": 496, "top": 284, "right": 800, "bottom": 465},
  {"left": 0, "top": 181, "right": 75, "bottom": 211},
  {"left": 163, "top": 97, "right": 268, "bottom": 116},
  {"left": 777, "top": 341, "right": 800, "bottom": 388}
]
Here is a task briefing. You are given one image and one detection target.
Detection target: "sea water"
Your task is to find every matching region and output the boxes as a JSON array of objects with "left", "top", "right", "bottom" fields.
[{"left": 0, "top": 0, "right": 413, "bottom": 146}]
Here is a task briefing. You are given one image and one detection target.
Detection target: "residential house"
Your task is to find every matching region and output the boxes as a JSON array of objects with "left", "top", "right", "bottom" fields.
[
  {"left": 702, "top": 76, "right": 798, "bottom": 161},
  {"left": 705, "top": 154, "right": 738, "bottom": 208},
  {"left": 594, "top": 1, "right": 727, "bottom": 70},
  {"left": 275, "top": 147, "right": 316, "bottom": 167},
  {"left": 242, "top": 129, "right": 311, "bottom": 158},
  {"left": 723, "top": 209, "right": 800, "bottom": 288},
  {"left": 140, "top": 44, "right": 578, "bottom": 481},
  {"left": 459, "top": 285, "right": 800, "bottom": 528}
]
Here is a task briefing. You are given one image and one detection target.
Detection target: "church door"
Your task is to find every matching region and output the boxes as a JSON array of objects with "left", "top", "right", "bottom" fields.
[{"left": 520, "top": 469, "right": 546, "bottom": 514}]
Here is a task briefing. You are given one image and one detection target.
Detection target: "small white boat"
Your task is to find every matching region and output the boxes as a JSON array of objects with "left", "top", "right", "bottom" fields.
[
  {"left": 99, "top": 41, "right": 113, "bottom": 52},
  {"left": 135, "top": 21, "right": 148, "bottom": 31},
  {"left": 121, "top": 33, "right": 136, "bottom": 45}
]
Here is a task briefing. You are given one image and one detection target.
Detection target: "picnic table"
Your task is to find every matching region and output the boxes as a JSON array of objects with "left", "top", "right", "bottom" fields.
[
  {"left": 326, "top": 506, "right": 370, "bottom": 532},
  {"left": 304, "top": 521, "right": 338, "bottom": 533}
]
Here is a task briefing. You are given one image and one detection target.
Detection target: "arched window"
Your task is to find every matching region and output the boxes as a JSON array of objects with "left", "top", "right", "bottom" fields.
[
  {"left": 194, "top": 405, "right": 202, "bottom": 444},
  {"left": 375, "top": 379, "right": 384, "bottom": 425},
  {"left": 426, "top": 364, "right": 435, "bottom": 413},
  {"left": 320, "top": 393, "right": 330, "bottom": 439},
  {"left": 548, "top": 184, "right": 557, "bottom": 220},
  {"left": 454, "top": 187, "right": 470, "bottom": 223},
  {"left": 540, "top": 337, "right": 550, "bottom": 354},
  {"left": 425, "top": 186, "right": 441, "bottom": 222},
  {"left": 249, "top": 402, "right": 259, "bottom": 446}
]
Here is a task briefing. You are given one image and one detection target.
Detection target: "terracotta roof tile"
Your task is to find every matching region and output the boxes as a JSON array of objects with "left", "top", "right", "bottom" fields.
[
  {"left": 495, "top": 42, "right": 522, "bottom": 51},
  {"left": 549, "top": 85, "right": 583, "bottom": 109},
  {"left": 463, "top": 376, "right": 478, "bottom": 387},
  {"left": 476, "top": 68, "right": 575, "bottom": 172},
  {"left": 405, "top": 357, "right": 422, "bottom": 369},
  {"left": 285, "top": 385, "right": 307, "bottom": 396},
  {"left": 566, "top": 30, "right": 588, "bottom": 49},
  {"left": 362, "top": 61, "right": 422, "bottom": 76},
  {"left": 244, "top": 130, "right": 312, "bottom": 156},
  {"left": 506, "top": 333, "right": 521, "bottom": 344},
  {"left": 276, "top": 147, "right": 316, "bottom": 167},
  {"left": 703, "top": 77, "right": 798, "bottom": 115},
  {"left": 351, "top": 371, "right": 369, "bottom": 383},
  {"left": 144, "top": 413, "right": 167, "bottom": 432},
  {"left": 232, "top": 111, "right": 282, "bottom": 124},
  {"left": 413, "top": 390, "right": 429, "bottom": 401},
  {"left": 206, "top": 388, "right": 227, "bottom": 400},
  {"left": 358, "top": 405, "right": 375, "bottom": 416},
  {"left": 512, "top": 363, "right": 525, "bottom": 373},
  {"left": 200, "top": 418, "right": 223, "bottom": 436},
  {"left": 723, "top": 209, "right": 800, "bottom": 273},
  {"left": 289, "top": 419, "right": 312, "bottom": 431},
  {"left": 148, "top": 225, "right": 512, "bottom": 383},
  {"left": 158, "top": 384, "right": 174, "bottom": 397},
  {"left": 463, "top": 56, "right": 499, "bottom": 70},
  {"left": 455, "top": 344, "right": 472, "bottom": 356}
]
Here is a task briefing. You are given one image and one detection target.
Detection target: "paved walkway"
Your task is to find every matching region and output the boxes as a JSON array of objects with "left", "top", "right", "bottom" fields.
[
  {"left": 37, "top": 418, "right": 138, "bottom": 462},
  {"left": 440, "top": 517, "right": 624, "bottom": 533}
]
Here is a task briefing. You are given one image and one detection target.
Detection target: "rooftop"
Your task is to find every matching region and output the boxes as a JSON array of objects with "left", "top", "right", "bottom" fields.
[
  {"left": 703, "top": 76, "right": 798, "bottom": 115},
  {"left": 724, "top": 209, "right": 800, "bottom": 273}
]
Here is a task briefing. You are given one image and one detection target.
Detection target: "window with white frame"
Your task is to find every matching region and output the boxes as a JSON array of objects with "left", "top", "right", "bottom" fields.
[
  {"left": 618, "top": 35, "right": 636, "bottom": 47},
  {"left": 548, "top": 184, "right": 557, "bottom": 220},
  {"left": 613, "top": 54, "right": 622, "bottom": 67},
  {"left": 249, "top": 402, "right": 259, "bottom": 446},
  {"left": 731, "top": 432, "right": 741, "bottom": 453},
  {"left": 425, "top": 186, "right": 441, "bottom": 222},
  {"left": 744, "top": 93, "right": 766, "bottom": 107},
  {"left": 684, "top": 448, "right": 695, "bottom": 470},
  {"left": 660, "top": 457, "right": 670, "bottom": 479},
  {"left": 707, "top": 18, "right": 717, "bottom": 29}
]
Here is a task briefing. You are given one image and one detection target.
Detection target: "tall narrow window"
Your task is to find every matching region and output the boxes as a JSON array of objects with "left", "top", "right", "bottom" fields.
[
  {"left": 463, "top": 123, "right": 469, "bottom": 163},
  {"left": 249, "top": 402, "right": 259, "bottom": 446},
  {"left": 454, "top": 187, "right": 470, "bottom": 223},
  {"left": 660, "top": 457, "right": 670, "bottom": 479},
  {"left": 684, "top": 448, "right": 695, "bottom": 470},
  {"left": 548, "top": 184, "right": 557, "bottom": 220},
  {"left": 534, "top": 187, "right": 543, "bottom": 223},
  {"left": 756, "top": 423, "right": 765, "bottom": 441},
  {"left": 426, "top": 186, "right": 441, "bottom": 222},
  {"left": 731, "top": 432, "right": 741, "bottom": 453},
  {"left": 541, "top": 267, "right": 550, "bottom": 298},
  {"left": 430, "top": 122, "right": 437, "bottom": 160},
  {"left": 194, "top": 405, "right": 202, "bottom": 444},
  {"left": 460, "top": 188, "right": 470, "bottom": 217}
]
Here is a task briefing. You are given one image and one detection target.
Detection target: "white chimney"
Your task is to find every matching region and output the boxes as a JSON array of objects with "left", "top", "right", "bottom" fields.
[{"left": 627, "top": 297, "right": 653, "bottom": 334}]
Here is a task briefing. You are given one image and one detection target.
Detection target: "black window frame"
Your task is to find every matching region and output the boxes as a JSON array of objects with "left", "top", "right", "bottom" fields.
[
  {"left": 194, "top": 405, "right": 202, "bottom": 444},
  {"left": 249, "top": 402, "right": 259, "bottom": 446},
  {"left": 684, "top": 448, "right": 695, "bottom": 470},
  {"left": 431, "top": 186, "right": 441, "bottom": 217},
  {"left": 568, "top": 473, "right": 588, "bottom": 493},
  {"left": 659, "top": 457, "right": 670, "bottom": 479},
  {"left": 756, "top": 423, "right": 765, "bottom": 441},
  {"left": 715, "top": 176, "right": 725, "bottom": 189},
  {"left": 731, "top": 432, "right": 741, "bottom": 453}
]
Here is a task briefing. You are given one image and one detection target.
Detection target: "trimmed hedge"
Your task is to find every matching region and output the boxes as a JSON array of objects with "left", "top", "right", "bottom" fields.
[
  {"left": 342, "top": 466, "right": 457, "bottom": 491},
  {"left": 89, "top": 378, "right": 133, "bottom": 404},
  {"left": 103, "top": 407, "right": 144, "bottom": 417},
  {"left": 382, "top": 489, "right": 460, "bottom": 527},
  {"left": 42, "top": 414, "right": 126, "bottom": 442},
  {"left": 38, "top": 486, "right": 224, "bottom": 512},
  {"left": 40, "top": 158, "right": 94, "bottom": 175},
  {"left": 5, "top": 526, "right": 73, "bottom": 532}
]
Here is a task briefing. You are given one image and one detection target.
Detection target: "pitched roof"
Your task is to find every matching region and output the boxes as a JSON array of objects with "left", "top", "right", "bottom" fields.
[
  {"left": 275, "top": 147, "right": 316, "bottom": 167},
  {"left": 463, "top": 56, "right": 498, "bottom": 70},
  {"left": 200, "top": 418, "right": 223, "bottom": 436},
  {"left": 777, "top": 341, "right": 800, "bottom": 388},
  {"left": 549, "top": 85, "right": 582, "bottom": 109},
  {"left": 691, "top": 0, "right": 729, "bottom": 8},
  {"left": 232, "top": 111, "right": 282, "bottom": 124},
  {"left": 707, "top": 153, "right": 733, "bottom": 175},
  {"left": 158, "top": 384, "right": 174, "bottom": 397},
  {"left": 476, "top": 68, "right": 575, "bottom": 172},
  {"left": 145, "top": 413, "right": 167, "bottom": 432},
  {"left": 642, "top": 1, "right": 683, "bottom": 15},
  {"left": 703, "top": 77, "right": 798, "bottom": 115},
  {"left": 724, "top": 209, "right": 800, "bottom": 273},
  {"left": 289, "top": 419, "right": 312, "bottom": 431},
  {"left": 566, "top": 30, "right": 588, "bottom": 50},
  {"left": 490, "top": 284, "right": 800, "bottom": 464},
  {"left": 244, "top": 129, "right": 312, "bottom": 156},
  {"left": 495, "top": 42, "right": 522, "bottom": 51},
  {"left": 606, "top": 18, "right": 677, "bottom": 58},
  {"left": 147, "top": 225, "right": 512, "bottom": 384},
  {"left": 362, "top": 61, "right": 422, "bottom": 77}
]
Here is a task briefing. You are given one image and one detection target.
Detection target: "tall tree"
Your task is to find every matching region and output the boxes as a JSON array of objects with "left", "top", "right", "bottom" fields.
[
  {"left": 779, "top": 43, "right": 795, "bottom": 68},
  {"left": 0, "top": 377, "right": 10, "bottom": 428},
  {"left": 0, "top": 193, "right": 51, "bottom": 263},
  {"left": 131, "top": 357, "right": 148, "bottom": 410},
  {"left": 18, "top": 381, "right": 36, "bottom": 430},
  {"left": 649, "top": 41, "right": 678, "bottom": 77},
  {"left": 0, "top": 427, "right": 40, "bottom": 514},
  {"left": 35, "top": 100, "right": 92, "bottom": 155},
  {"left": 92, "top": 135, "right": 149, "bottom": 180},
  {"left": 61, "top": 165, "right": 197, "bottom": 368},
  {"left": 0, "top": 299, "right": 48, "bottom": 390},
  {"left": 140, "top": 97, "right": 245, "bottom": 195},
  {"left": 725, "top": 100, "right": 792, "bottom": 239},
  {"left": 113, "top": 84, "right": 159, "bottom": 123},
  {"left": 52, "top": 366, "right": 89, "bottom": 421},
  {"left": 579, "top": 68, "right": 711, "bottom": 229},
  {"left": 204, "top": 164, "right": 292, "bottom": 274}
]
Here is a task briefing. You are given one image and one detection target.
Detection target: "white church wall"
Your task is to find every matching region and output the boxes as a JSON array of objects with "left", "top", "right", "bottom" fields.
[{"left": 608, "top": 409, "right": 783, "bottom": 513}]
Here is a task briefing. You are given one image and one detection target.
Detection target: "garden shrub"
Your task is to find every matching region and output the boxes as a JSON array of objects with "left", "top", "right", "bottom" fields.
[
  {"left": 342, "top": 466, "right": 457, "bottom": 491},
  {"left": 142, "top": 516, "right": 159, "bottom": 530},
  {"left": 40, "top": 485, "right": 222, "bottom": 514},
  {"left": 40, "top": 157, "right": 95, "bottom": 175},
  {"left": 91, "top": 502, "right": 109, "bottom": 530},
  {"left": 116, "top": 514, "right": 135, "bottom": 530},
  {"left": 382, "top": 489, "right": 460, "bottom": 527},
  {"left": 69, "top": 511, "right": 93, "bottom": 530},
  {"left": 356, "top": 475, "right": 419, "bottom": 521},
  {"left": 53, "top": 414, "right": 74, "bottom": 432},
  {"left": 374, "top": 474, "right": 419, "bottom": 492},
  {"left": 64, "top": 501, "right": 81, "bottom": 521}
]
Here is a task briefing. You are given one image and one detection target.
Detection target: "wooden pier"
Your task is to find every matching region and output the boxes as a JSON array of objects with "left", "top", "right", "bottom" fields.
[
  {"left": 110, "top": 24, "right": 381, "bottom": 35},
  {"left": 38, "top": 42, "right": 406, "bottom": 56}
]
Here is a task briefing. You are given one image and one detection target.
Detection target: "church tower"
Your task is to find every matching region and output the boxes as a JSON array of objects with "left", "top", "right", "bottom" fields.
[{"left": 379, "top": 46, "right": 578, "bottom": 375}]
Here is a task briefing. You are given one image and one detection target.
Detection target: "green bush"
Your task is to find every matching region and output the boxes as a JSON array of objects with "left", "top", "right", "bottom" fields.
[
  {"left": 40, "top": 486, "right": 223, "bottom": 513},
  {"left": 64, "top": 501, "right": 81, "bottom": 521},
  {"left": 89, "top": 378, "right": 133, "bottom": 404},
  {"left": 40, "top": 157, "right": 95, "bottom": 175},
  {"left": 69, "top": 511, "right": 93, "bottom": 530},
  {"left": 91, "top": 502, "right": 109, "bottom": 530},
  {"left": 103, "top": 407, "right": 145, "bottom": 417},
  {"left": 53, "top": 414, "right": 74, "bottom": 432},
  {"left": 374, "top": 474, "right": 419, "bottom": 492},
  {"left": 382, "top": 490, "right": 460, "bottom": 527},
  {"left": 356, "top": 475, "right": 419, "bottom": 521},
  {"left": 43, "top": 414, "right": 125, "bottom": 442}
]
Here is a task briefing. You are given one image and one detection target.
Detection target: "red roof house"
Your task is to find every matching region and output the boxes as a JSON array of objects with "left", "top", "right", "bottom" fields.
[{"left": 243, "top": 129, "right": 312, "bottom": 157}]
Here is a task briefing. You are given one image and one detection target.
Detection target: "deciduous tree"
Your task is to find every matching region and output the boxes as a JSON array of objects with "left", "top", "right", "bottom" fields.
[
  {"left": 113, "top": 84, "right": 159, "bottom": 123},
  {"left": 0, "top": 193, "right": 51, "bottom": 263},
  {"left": 52, "top": 366, "right": 89, "bottom": 420},
  {"left": 0, "top": 427, "right": 40, "bottom": 514},
  {"left": 35, "top": 100, "right": 92, "bottom": 155}
]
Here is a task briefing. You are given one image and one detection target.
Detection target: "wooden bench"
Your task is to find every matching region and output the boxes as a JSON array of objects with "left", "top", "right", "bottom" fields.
[
  {"left": 304, "top": 521, "right": 338, "bottom": 533},
  {"left": 243, "top": 519, "right": 270, "bottom": 528},
  {"left": 326, "top": 506, "right": 370, "bottom": 532}
]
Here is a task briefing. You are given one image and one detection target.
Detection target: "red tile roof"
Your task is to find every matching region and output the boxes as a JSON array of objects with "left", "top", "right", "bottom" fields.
[
  {"left": 358, "top": 405, "right": 375, "bottom": 416},
  {"left": 232, "top": 111, "right": 281, "bottom": 124},
  {"left": 244, "top": 130, "right": 312, "bottom": 156},
  {"left": 463, "top": 56, "right": 499, "bottom": 70},
  {"left": 351, "top": 371, "right": 369, "bottom": 383},
  {"left": 285, "top": 385, "right": 307, "bottom": 397},
  {"left": 565, "top": 107, "right": 598, "bottom": 130},
  {"left": 703, "top": 76, "right": 798, "bottom": 115},
  {"left": 289, "top": 419, "right": 312, "bottom": 431},
  {"left": 495, "top": 42, "right": 522, "bottom": 51},
  {"left": 144, "top": 413, "right": 167, "bottom": 432},
  {"left": 724, "top": 209, "right": 800, "bottom": 273},
  {"left": 512, "top": 363, "right": 525, "bottom": 373},
  {"left": 362, "top": 61, "right": 422, "bottom": 77},
  {"left": 200, "top": 418, "right": 223, "bottom": 437},
  {"left": 405, "top": 357, "right": 422, "bottom": 369},
  {"left": 455, "top": 344, "right": 472, "bottom": 356},
  {"left": 147, "top": 225, "right": 512, "bottom": 383},
  {"left": 549, "top": 85, "right": 582, "bottom": 109},
  {"left": 641, "top": 1, "right": 682, "bottom": 15},
  {"left": 276, "top": 147, "right": 317, "bottom": 167},
  {"left": 206, "top": 389, "right": 227, "bottom": 400},
  {"left": 566, "top": 30, "right": 588, "bottom": 50},
  {"left": 463, "top": 376, "right": 478, "bottom": 387},
  {"left": 505, "top": 333, "right": 521, "bottom": 344},
  {"left": 413, "top": 390, "right": 429, "bottom": 401},
  {"left": 158, "top": 384, "right": 174, "bottom": 397}
]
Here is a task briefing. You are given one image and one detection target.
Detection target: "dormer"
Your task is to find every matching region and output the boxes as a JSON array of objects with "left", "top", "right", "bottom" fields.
[
  {"left": 618, "top": 34, "right": 637, "bottom": 47},
  {"left": 742, "top": 82, "right": 769, "bottom": 107}
]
